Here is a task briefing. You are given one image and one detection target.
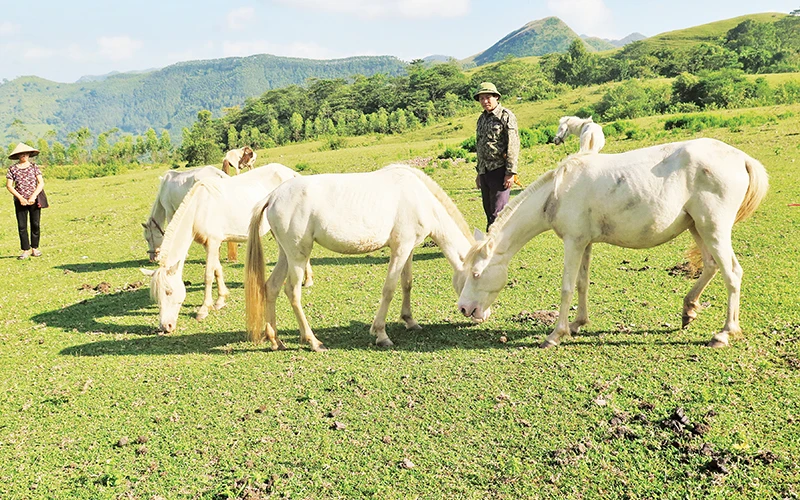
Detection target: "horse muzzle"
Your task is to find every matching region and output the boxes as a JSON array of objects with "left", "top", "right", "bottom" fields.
[{"left": 553, "top": 136, "right": 563, "bottom": 145}]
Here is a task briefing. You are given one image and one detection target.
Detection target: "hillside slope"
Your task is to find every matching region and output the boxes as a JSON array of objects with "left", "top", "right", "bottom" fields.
[{"left": 0, "top": 54, "right": 407, "bottom": 142}]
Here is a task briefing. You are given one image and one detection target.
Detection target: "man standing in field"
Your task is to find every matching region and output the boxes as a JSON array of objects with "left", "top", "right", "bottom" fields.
[{"left": 474, "top": 82, "right": 520, "bottom": 231}]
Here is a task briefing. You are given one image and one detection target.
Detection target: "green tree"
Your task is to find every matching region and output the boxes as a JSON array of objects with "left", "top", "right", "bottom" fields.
[
  {"left": 289, "top": 112, "right": 304, "bottom": 142},
  {"left": 178, "top": 110, "right": 222, "bottom": 166},
  {"left": 226, "top": 125, "right": 239, "bottom": 150}
]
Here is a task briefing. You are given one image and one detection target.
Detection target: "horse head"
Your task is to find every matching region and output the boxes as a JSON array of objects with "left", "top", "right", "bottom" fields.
[
  {"left": 142, "top": 218, "right": 166, "bottom": 262},
  {"left": 141, "top": 261, "right": 185, "bottom": 333},
  {"left": 456, "top": 229, "right": 506, "bottom": 322},
  {"left": 553, "top": 116, "right": 572, "bottom": 145}
]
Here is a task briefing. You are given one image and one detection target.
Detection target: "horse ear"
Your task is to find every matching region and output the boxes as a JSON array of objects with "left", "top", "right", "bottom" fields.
[
  {"left": 473, "top": 229, "right": 485, "bottom": 241},
  {"left": 140, "top": 268, "right": 155, "bottom": 277}
]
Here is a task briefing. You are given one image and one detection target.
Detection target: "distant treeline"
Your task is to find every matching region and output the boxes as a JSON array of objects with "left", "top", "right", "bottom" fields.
[{"left": 177, "top": 16, "right": 800, "bottom": 165}]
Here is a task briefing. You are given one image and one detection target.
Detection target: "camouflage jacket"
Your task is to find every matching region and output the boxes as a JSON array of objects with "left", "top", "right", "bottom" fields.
[{"left": 475, "top": 104, "right": 520, "bottom": 175}]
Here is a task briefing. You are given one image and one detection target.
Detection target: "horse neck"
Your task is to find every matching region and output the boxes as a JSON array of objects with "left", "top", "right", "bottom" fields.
[
  {"left": 158, "top": 187, "right": 204, "bottom": 269},
  {"left": 148, "top": 187, "right": 168, "bottom": 225},
  {"left": 430, "top": 213, "right": 473, "bottom": 272},
  {"left": 570, "top": 118, "right": 590, "bottom": 135},
  {"left": 489, "top": 180, "right": 555, "bottom": 265}
]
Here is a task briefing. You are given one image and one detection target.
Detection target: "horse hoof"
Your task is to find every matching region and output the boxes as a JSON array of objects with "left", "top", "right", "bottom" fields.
[
  {"left": 196, "top": 311, "right": 208, "bottom": 321},
  {"left": 311, "top": 343, "right": 328, "bottom": 352},
  {"left": 271, "top": 340, "right": 287, "bottom": 351},
  {"left": 405, "top": 322, "right": 422, "bottom": 331},
  {"left": 376, "top": 338, "right": 394, "bottom": 348},
  {"left": 213, "top": 302, "right": 226, "bottom": 311},
  {"left": 706, "top": 339, "right": 728, "bottom": 348},
  {"left": 539, "top": 339, "right": 559, "bottom": 349}
]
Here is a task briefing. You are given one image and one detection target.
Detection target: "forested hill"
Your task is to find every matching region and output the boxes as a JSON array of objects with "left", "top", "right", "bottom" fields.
[{"left": 0, "top": 54, "right": 407, "bottom": 142}]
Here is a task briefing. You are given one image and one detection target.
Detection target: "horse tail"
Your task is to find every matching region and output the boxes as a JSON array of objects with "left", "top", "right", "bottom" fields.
[
  {"left": 245, "top": 197, "right": 270, "bottom": 343},
  {"left": 735, "top": 155, "right": 769, "bottom": 224}
]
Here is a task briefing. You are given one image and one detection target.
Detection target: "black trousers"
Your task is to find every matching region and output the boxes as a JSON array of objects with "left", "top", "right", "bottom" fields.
[
  {"left": 479, "top": 167, "right": 511, "bottom": 231},
  {"left": 14, "top": 199, "right": 41, "bottom": 250}
]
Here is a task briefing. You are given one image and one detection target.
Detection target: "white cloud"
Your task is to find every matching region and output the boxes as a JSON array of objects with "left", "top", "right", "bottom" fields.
[
  {"left": 222, "top": 40, "right": 344, "bottom": 59},
  {"left": 0, "top": 21, "right": 21, "bottom": 36},
  {"left": 97, "top": 36, "right": 144, "bottom": 61},
  {"left": 227, "top": 7, "right": 257, "bottom": 30},
  {"left": 274, "top": 0, "right": 470, "bottom": 19},
  {"left": 23, "top": 46, "right": 55, "bottom": 59},
  {"left": 546, "top": 0, "right": 616, "bottom": 38}
]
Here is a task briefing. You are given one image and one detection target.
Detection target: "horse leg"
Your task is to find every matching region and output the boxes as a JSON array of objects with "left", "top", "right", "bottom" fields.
[
  {"left": 399, "top": 253, "right": 421, "bottom": 331},
  {"left": 263, "top": 248, "right": 288, "bottom": 351},
  {"left": 196, "top": 243, "right": 221, "bottom": 320},
  {"left": 703, "top": 233, "right": 742, "bottom": 348},
  {"left": 682, "top": 226, "right": 718, "bottom": 328},
  {"left": 284, "top": 257, "right": 326, "bottom": 352},
  {"left": 213, "top": 246, "right": 230, "bottom": 311},
  {"left": 371, "top": 246, "right": 414, "bottom": 347},
  {"left": 541, "top": 239, "right": 587, "bottom": 348},
  {"left": 302, "top": 260, "right": 314, "bottom": 287},
  {"left": 569, "top": 244, "right": 592, "bottom": 334}
]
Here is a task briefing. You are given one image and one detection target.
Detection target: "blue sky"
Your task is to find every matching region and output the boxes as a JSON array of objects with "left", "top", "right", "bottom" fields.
[{"left": 1, "top": 0, "right": 797, "bottom": 83}]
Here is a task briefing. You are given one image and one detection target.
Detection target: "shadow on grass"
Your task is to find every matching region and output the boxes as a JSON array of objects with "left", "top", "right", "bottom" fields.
[
  {"left": 58, "top": 319, "right": 703, "bottom": 358},
  {"left": 32, "top": 280, "right": 241, "bottom": 336},
  {"left": 56, "top": 258, "right": 208, "bottom": 273}
]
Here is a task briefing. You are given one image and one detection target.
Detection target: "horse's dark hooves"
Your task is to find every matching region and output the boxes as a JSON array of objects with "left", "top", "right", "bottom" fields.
[
  {"left": 706, "top": 339, "right": 728, "bottom": 348},
  {"left": 539, "top": 339, "right": 558, "bottom": 349}
]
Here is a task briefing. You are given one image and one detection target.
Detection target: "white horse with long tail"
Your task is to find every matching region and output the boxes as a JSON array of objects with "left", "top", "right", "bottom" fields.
[
  {"left": 245, "top": 164, "right": 475, "bottom": 352},
  {"left": 142, "top": 166, "right": 228, "bottom": 262},
  {"left": 141, "top": 163, "right": 312, "bottom": 333},
  {"left": 553, "top": 116, "right": 605, "bottom": 153},
  {"left": 457, "top": 138, "right": 768, "bottom": 348}
]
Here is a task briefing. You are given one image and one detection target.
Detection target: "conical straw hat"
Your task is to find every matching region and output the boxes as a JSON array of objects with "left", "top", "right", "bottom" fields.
[{"left": 8, "top": 142, "right": 40, "bottom": 160}]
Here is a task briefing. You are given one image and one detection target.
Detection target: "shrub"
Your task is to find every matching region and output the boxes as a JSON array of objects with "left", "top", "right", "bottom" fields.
[
  {"left": 439, "top": 146, "right": 469, "bottom": 160},
  {"left": 594, "top": 80, "right": 671, "bottom": 121},
  {"left": 295, "top": 162, "right": 311, "bottom": 172},
  {"left": 460, "top": 135, "right": 476, "bottom": 153}
]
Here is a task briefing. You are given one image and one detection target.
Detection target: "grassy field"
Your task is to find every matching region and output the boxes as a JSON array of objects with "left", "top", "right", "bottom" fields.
[{"left": 1, "top": 96, "right": 799, "bottom": 498}]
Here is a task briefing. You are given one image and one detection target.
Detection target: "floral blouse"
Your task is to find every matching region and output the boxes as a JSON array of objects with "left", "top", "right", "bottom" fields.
[{"left": 6, "top": 163, "right": 42, "bottom": 199}]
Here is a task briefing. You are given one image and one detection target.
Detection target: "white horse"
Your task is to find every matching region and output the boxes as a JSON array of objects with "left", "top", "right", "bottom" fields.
[
  {"left": 222, "top": 146, "right": 257, "bottom": 175},
  {"left": 553, "top": 116, "right": 605, "bottom": 153},
  {"left": 141, "top": 163, "right": 312, "bottom": 333},
  {"left": 245, "top": 164, "right": 474, "bottom": 352},
  {"left": 457, "top": 138, "right": 768, "bottom": 348},
  {"left": 142, "top": 166, "right": 228, "bottom": 262}
]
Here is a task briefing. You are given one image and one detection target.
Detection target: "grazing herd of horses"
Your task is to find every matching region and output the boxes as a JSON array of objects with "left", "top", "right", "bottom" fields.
[{"left": 140, "top": 117, "right": 768, "bottom": 350}]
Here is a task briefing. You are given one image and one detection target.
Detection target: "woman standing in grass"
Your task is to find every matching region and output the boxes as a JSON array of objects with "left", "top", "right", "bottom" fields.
[{"left": 6, "top": 143, "right": 45, "bottom": 259}]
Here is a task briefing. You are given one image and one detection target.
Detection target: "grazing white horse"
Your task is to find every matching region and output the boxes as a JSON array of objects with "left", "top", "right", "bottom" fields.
[
  {"left": 222, "top": 146, "right": 257, "bottom": 175},
  {"left": 245, "top": 164, "right": 474, "bottom": 351},
  {"left": 553, "top": 116, "right": 605, "bottom": 153},
  {"left": 141, "top": 164, "right": 312, "bottom": 333},
  {"left": 457, "top": 138, "right": 768, "bottom": 348},
  {"left": 142, "top": 166, "right": 228, "bottom": 262}
]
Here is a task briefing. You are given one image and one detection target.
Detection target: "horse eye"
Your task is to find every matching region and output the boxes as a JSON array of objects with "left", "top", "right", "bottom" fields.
[
  {"left": 472, "top": 272, "right": 481, "bottom": 279},
  {"left": 165, "top": 289, "right": 172, "bottom": 296}
]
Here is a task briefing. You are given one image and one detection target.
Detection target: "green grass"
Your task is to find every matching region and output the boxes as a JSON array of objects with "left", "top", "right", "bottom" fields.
[
  {"left": 638, "top": 12, "right": 789, "bottom": 50},
  {"left": 1, "top": 97, "right": 800, "bottom": 498}
]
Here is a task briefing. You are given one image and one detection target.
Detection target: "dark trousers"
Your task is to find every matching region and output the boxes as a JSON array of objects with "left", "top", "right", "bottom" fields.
[
  {"left": 479, "top": 167, "right": 511, "bottom": 231},
  {"left": 14, "top": 199, "right": 41, "bottom": 250}
]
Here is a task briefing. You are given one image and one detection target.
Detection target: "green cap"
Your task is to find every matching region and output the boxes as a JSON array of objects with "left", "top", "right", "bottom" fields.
[{"left": 474, "top": 82, "right": 501, "bottom": 101}]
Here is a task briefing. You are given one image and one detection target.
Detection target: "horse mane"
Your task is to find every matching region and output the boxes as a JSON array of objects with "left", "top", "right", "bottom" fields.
[
  {"left": 487, "top": 169, "right": 557, "bottom": 239},
  {"left": 384, "top": 164, "right": 474, "bottom": 243},
  {"left": 157, "top": 178, "right": 223, "bottom": 266}
]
